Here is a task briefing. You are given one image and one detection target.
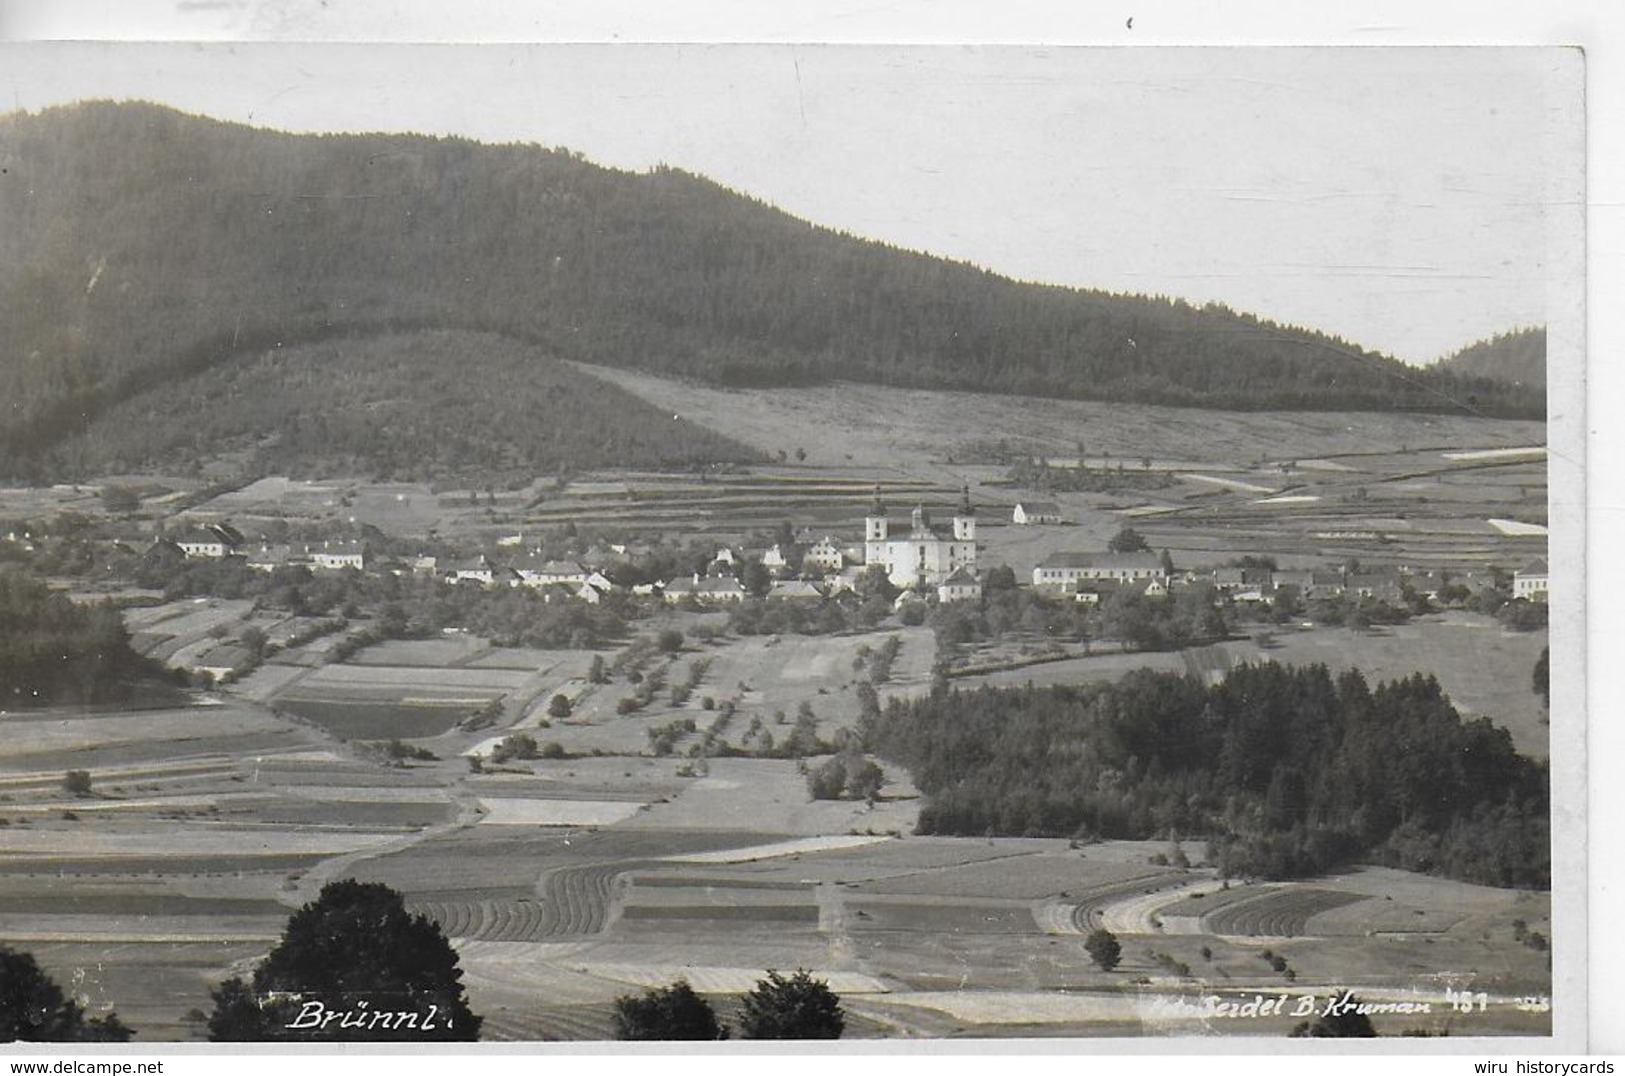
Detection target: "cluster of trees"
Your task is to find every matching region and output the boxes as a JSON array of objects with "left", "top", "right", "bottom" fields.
[
  {"left": 864, "top": 662, "right": 1548, "bottom": 888},
  {"left": 806, "top": 751, "right": 885, "bottom": 802},
  {"left": 613, "top": 970, "right": 844, "bottom": 1040},
  {"left": 1436, "top": 326, "right": 1546, "bottom": 387},
  {"left": 0, "top": 570, "right": 169, "bottom": 705},
  {"left": 1, "top": 948, "right": 134, "bottom": 1042},
  {"left": 928, "top": 581, "right": 1229, "bottom": 655},
  {"left": 0, "top": 102, "right": 1541, "bottom": 474}
]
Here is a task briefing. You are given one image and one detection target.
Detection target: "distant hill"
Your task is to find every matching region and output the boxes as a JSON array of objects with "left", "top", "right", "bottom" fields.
[
  {"left": 0, "top": 101, "right": 1543, "bottom": 476},
  {"left": 37, "top": 331, "right": 762, "bottom": 482},
  {"left": 1434, "top": 327, "right": 1546, "bottom": 389}
]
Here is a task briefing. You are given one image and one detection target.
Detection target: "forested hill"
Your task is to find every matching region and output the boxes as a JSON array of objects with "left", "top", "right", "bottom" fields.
[
  {"left": 0, "top": 101, "right": 1541, "bottom": 467},
  {"left": 1434, "top": 327, "right": 1546, "bottom": 389}
]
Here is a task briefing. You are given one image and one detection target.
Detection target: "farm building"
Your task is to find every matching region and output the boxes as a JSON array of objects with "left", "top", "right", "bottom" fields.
[
  {"left": 864, "top": 488, "right": 977, "bottom": 589},
  {"left": 311, "top": 541, "right": 366, "bottom": 572},
  {"left": 1032, "top": 550, "right": 1163, "bottom": 590},
  {"left": 1514, "top": 559, "right": 1549, "bottom": 601},
  {"left": 174, "top": 524, "right": 241, "bottom": 559},
  {"left": 664, "top": 574, "right": 747, "bottom": 604},
  {"left": 1012, "top": 501, "right": 1064, "bottom": 525}
]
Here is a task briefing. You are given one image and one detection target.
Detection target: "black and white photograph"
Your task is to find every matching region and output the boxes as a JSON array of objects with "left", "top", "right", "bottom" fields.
[{"left": 0, "top": 19, "right": 1593, "bottom": 1057}]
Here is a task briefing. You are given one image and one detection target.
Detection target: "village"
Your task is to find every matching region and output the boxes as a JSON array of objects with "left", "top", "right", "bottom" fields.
[{"left": 0, "top": 469, "right": 1549, "bottom": 693}]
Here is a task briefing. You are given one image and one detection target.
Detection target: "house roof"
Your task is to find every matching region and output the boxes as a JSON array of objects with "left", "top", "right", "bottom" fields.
[
  {"left": 1517, "top": 559, "right": 1549, "bottom": 575},
  {"left": 1037, "top": 551, "right": 1162, "bottom": 570},
  {"left": 1016, "top": 501, "right": 1062, "bottom": 515},
  {"left": 940, "top": 567, "right": 980, "bottom": 587},
  {"left": 768, "top": 580, "right": 825, "bottom": 600}
]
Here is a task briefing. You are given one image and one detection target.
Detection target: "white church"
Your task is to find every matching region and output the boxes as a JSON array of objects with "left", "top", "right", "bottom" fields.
[{"left": 863, "top": 487, "right": 978, "bottom": 589}]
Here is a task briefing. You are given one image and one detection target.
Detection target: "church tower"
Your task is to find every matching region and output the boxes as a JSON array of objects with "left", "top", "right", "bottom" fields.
[
  {"left": 865, "top": 486, "right": 889, "bottom": 542},
  {"left": 953, "top": 484, "right": 977, "bottom": 542}
]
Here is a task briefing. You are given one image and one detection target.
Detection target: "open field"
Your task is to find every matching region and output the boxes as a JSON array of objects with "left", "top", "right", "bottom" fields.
[
  {"left": 10, "top": 526, "right": 1552, "bottom": 1042},
  {"left": 959, "top": 614, "right": 1548, "bottom": 759}
]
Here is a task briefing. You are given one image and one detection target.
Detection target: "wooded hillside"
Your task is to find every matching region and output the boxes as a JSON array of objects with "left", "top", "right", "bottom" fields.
[
  {"left": 0, "top": 102, "right": 1542, "bottom": 475},
  {"left": 37, "top": 330, "right": 761, "bottom": 482},
  {"left": 1435, "top": 327, "right": 1546, "bottom": 389}
]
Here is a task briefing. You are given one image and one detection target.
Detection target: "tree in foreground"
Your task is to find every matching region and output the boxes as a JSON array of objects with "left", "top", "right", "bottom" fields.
[
  {"left": 612, "top": 980, "right": 728, "bottom": 1041},
  {"left": 0, "top": 946, "right": 134, "bottom": 1042},
  {"left": 1290, "top": 994, "right": 1378, "bottom": 1038},
  {"left": 737, "top": 969, "right": 845, "bottom": 1040},
  {"left": 1085, "top": 928, "right": 1122, "bottom": 972},
  {"left": 207, "top": 879, "right": 480, "bottom": 1042}
]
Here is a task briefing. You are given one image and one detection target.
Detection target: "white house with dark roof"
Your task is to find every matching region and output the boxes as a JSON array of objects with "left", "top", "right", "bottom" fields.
[
  {"left": 1514, "top": 559, "right": 1549, "bottom": 602},
  {"left": 1012, "top": 501, "right": 1064, "bottom": 525},
  {"left": 176, "top": 526, "right": 239, "bottom": 559},
  {"left": 443, "top": 555, "right": 495, "bottom": 586},
  {"left": 937, "top": 567, "right": 982, "bottom": 603},
  {"left": 311, "top": 541, "right": 366, "bottom": 572},
  {"left": 1032, "top": 550, "right": 1163, "bottom": 590},
  {"left": 664, "top": 574, "right": 747, "bottom": 605}
]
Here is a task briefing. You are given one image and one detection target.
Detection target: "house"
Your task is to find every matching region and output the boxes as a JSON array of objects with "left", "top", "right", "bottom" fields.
[
  {"left": 1272, "top": 569, "right": 1346, "bottom": 600},
  {"left": 804, "top": 536, "right": 846, "bottom": 572},
  {"left": 1346, "top": 570, "right": 1403, "bottom": 601},
  {"left": 311, "top": 541, "right": 366, "bottom": 572},
  {"left": 1514, "top": 559, "right": 1549, "bottom": 602},
  {"left": 767, "top": 580, "right": 826, "bottom": 602},
  {"left": 696, "top": 575, "right": 747, "bottom": 603},
  {"left": 1012, "top": 501, "right": 1064, "bottom": 526},
  {"left": 515, "top": 558, "right": 590, "bottom": 588},
  {"left": 937, "top": 567, "right": 982, "bottom": 603},
  {"left": 1032, "top": 551, "right": 1163, "bottom": 590},
  {"left": 761, "top": 544, "right": 791, "bottom": 572},
  {"left": 663, "top": 574, "right": 747, "bottom": 605},
  {"left": 175, "top": 525, "right": 240, "bottom": 559},
  {"left": 892, "top": 590, "right": 930, "bottom": 614},
  {"left": 443, "top": 555, "right": 495, "bottom": 586},
  {"left": 1213, "top": 566, "right": 1274, "bottom": 591},
  {"left": 1402, "top": 569, "right": 1450, "bottom": 601},
  {"left": 245, "top": 544, "right": 297, "bottom": 573},
  {"left": 864, "top": 487, "right": 977, "bottom": 588}
]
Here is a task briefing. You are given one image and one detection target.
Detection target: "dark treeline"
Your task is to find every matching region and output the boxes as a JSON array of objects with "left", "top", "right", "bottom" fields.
[
  {"left": 0, "top": 102, "right": 1540, "bottom": 471},
  {"left": 864, "top": 663, "right": 1548, "bottom": 888},
  {"left": 37, "top": 330, "right": 761, "bottom": 482},
  {"left": 1435, "top": 326, "right": 1546, "bottom": 387},
  {"left": 0, "top": 570, "right": 167, "bottom": 705}
]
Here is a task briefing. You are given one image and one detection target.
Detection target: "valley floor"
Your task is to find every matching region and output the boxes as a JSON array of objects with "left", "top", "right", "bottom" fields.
[{"left": 0, "top": 615, "right": 1552, "bottom": 1042}]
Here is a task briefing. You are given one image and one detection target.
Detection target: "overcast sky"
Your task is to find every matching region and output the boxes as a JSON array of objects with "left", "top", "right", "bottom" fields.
[{"left": 0, "top": 41, "right": 1580, "bottom": 364}]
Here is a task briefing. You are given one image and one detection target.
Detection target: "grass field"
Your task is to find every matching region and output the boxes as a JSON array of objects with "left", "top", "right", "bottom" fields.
[{"left": 960, "top": 613, "right": 1548, "bottom": 758}]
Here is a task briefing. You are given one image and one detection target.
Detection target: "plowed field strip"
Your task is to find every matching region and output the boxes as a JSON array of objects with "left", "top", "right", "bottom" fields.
[
  {"left": 1067, "top": 874, "right": 1185, "bottom": 932},
  {"left": 1203, "top": 888, "right": 1369, "bottom": 937}
]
